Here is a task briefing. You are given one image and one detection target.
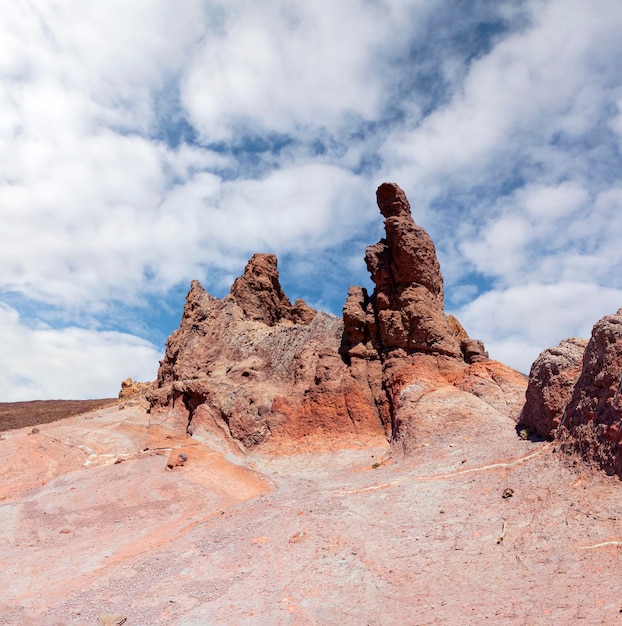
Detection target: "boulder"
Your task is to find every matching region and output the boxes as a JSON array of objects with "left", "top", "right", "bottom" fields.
[
  {"left": 119, "top": 378, "right": 153, "bottom": 399},
  {"left": 562, "top": 310, "right": 622, "bottom": 475},
  {"left": 518, "top": 338, "right": 587, "bottom": 438}
]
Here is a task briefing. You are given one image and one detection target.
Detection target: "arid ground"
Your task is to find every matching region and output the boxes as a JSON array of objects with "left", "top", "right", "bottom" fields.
[{"left": 2, "top": 401, "right": 622, "bottom": 625}]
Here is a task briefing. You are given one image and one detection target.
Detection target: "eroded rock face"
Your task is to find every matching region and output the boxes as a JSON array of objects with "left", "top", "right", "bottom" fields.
[
  {"left": 521, "top": 309, "right": 622, "bottom": 477},
  {"left": 518, "top": 338, "right": 588, "bottom": 438},
  {"left": 339, "top": 183, "right": 516, "bottom": 447},
  {"left": 358, "top": 183, "right": 463, "bottom": 358},
  {"left": 561, "top": 311, "right": 622, "bottom": 475},
  {"left": 230, "top": 254, "right": 316, "bottom": 326},
  {"left": 151, "top": 184, "right": 526, "bottom": 453},
  {"left": 149, "top": 254, "right": 387, "bottom": 450}
]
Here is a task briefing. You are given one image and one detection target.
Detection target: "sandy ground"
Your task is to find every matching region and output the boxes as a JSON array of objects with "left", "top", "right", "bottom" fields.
[{"left": 1, "top": 402, "right": 622, "bottom": 625}]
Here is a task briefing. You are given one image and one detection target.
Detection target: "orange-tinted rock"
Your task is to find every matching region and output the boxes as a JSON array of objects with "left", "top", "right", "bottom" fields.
[
  {"left": 339, "top": 183, "right": 511, "bottom": 443},
  {"left": 454, "top": 360, "right": 527, "bottom": 420},
  {"left": 149, "top": 258, "right": 385, "bottom": 451},
  {"left": 151, "top": 183, "right": 525, "bottom": 454}
]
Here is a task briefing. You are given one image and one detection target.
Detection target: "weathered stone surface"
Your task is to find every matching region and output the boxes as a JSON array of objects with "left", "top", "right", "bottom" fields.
[
  {"left": 118, "top": 378, "right": 153, "bottom": 399},
  {"left": 519, "top": 338, "right": 588, "bottom": 438},
  {"left": 339, "top": 183, "right": 519, "bottom": 444},
  {"left": 230, "top": 254, "right": 313, "bottom": 326},
  {"left": 561, "top": 310, "right": 622, "bottom": 475},
  {"left": 151, "top": 183, "right": 525, "bottom": 453},
  {"left": 454, "top": 360, "right": 528, "bottom": 420},
  {"left": 360, "top": 183, "right": 462, "bottom": 358},
  {"left": 149, "top": 257, "right": 386, "bottom": 450}
]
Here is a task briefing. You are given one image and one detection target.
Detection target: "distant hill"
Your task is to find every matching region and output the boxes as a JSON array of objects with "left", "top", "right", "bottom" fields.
[{"left": 0, "top": 398, "right": 116, "bottom": 432}]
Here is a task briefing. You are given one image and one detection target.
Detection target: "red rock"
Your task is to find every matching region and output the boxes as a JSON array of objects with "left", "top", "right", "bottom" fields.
[
  {"left": 150, "top": 257, "right": 385, "bottom": 451},
  {"left": 519, "top": 338, "right": 587, "bottom": 438},
  {"left": 561, "top": 310, "right": 622, "bottom": 475},
  {"left": 230, "top": 254, "right": 310, "bottom": 326},
  {"left": 151, "top": 183, "right": 525, "bottom": 453},
  {"left": 340, "top": 183, "right": 521, "bottom": 444},
  {"left": 361, "top": 183, "right": 462, "bottom": 358}
]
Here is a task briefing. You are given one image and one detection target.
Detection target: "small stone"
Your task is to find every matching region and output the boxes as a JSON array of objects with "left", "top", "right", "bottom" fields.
[{"left": 97, "top": 614, "right": 126, "bottom": 625}]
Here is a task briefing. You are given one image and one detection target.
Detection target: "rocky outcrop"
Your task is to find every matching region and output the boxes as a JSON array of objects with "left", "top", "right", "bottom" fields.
[
  {"left": 561, "top": 310, "right": 622, "bottom": 475},
  {"left": 119, "top": 378, "right": 153, "bottom": 399},
  {"left": 150, "top": 183, "right": 526, "bottom": 453},
  {"left": 521, "top": 309, "right": 622, "bottom": 477},
  {"left": 518, "top": 338, "right": 588, "bottom": 438},
  {"left": 149, "top": 255, "right": 387, "bottom": 451},
  {"left": 230, "top": 254, "right": 317, "bottom": 326},
  {"left": 342, "top": 183, "right": 463, "bottom": 359},
  {"left": 340, "top": 183, "right": 518, "bottom": 447}
]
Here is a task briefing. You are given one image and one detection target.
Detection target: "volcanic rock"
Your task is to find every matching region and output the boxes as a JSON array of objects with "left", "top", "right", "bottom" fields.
[
  {"left": 230, "top": 254, "right": 316, "bottom": 326},
  {"left": 150, "top": 183, "right": 526, "bottom": 453},
  {"left": 149, "top": 255, "right": 387, "bottom": 450},
  {"left": 560, "top": 310, "right": 622, "bottom": 475},
  {"left": 339, "top": 183, "right": 522, "bottom": 447},
  {"left": 354, "top": 182, "right": 463, "bottom": 358},
  {"left": 521, "top": 309, "right": 622, "bottom": 477},
  {"left": 518, "top": 338, "right": 588, "bottom": 438},
  {"left": 119, "top": 378, "right": 153, "bottom": 399}
]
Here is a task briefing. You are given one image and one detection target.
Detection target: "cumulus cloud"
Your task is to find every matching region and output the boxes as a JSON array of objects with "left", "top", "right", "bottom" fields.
[
  {"left": 0, "top": 304, "right": 160, "bottom": 402},
  {"left": 180, "top": 0, "right": 423, "bottom": 143},
  {"left": 383, "top": 0, "right": 622, "bottom": 211},
  {"left": 455, "top": 282, "right": 622, "bottom": 373},
  {"left": 2, "top": 0, "right": 622, "bottom": 398}
]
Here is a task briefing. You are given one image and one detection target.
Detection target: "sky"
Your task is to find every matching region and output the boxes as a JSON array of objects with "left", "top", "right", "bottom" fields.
[{"left": 2, "top": 0, "right": 622, "bottom": 401}]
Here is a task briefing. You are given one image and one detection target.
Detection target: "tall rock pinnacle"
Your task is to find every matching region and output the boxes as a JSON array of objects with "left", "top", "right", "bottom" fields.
[{"left": 343, "top": 182, "right": 487, "bottom": 362}]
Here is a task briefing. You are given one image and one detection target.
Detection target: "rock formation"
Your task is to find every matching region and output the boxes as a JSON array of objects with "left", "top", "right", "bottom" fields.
[
  {"left": 518, "top": 338, "right": 588, "bottom": 438},
  {"left": 341, "top": 183, "right": 522, "bottom": 447},
  {"left": 150, "top": 183, "right": 526, "bottom": 453},
  {"left": 118, "top": 378, "right": 153, "bottom": 399},
  {"left": 149, "top": 254, "right": 386, "bottom": 450},
  {"left": 341, "top": 183, "right": 487, "bottom": 362},
  {"left": 563, "top": 311, "right": 622, "bottom": 475},
  {"left": 521, "top": 309, "right": 622, "bottom": 477}
]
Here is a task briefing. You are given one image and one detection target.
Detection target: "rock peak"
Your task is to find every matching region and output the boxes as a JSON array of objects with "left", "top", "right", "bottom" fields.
[
  {"left": 229, "top": 253, "right": 316, "bottom": 326},
  {"left": 376, "top": 182, "right": 411, "bottom": 218},
  {"left": 344, "top": 182, "right": 487, "bottom": 362},
  {"left": 148, "top": 183, "right": 522, "bottom": 456}
]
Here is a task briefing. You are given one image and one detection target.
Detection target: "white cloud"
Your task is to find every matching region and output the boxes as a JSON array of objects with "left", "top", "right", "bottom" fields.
[
  {"left": 2, "top": 0, "right": 622, "bottom": 398},
  {"left": 0, "top": 304, "right": 160, "bottom": 402},
  {"left": 460, "top": 183, "right": 622, "bottom": 291},
  {"left": 383, "top": 0, "right": 622, "bottom": 201},
  {"left": 180, "top": 0, "right": 424, "bottom": 143},
  {"left": 455, "top": 282, "right": 622, "bottom": 373}
]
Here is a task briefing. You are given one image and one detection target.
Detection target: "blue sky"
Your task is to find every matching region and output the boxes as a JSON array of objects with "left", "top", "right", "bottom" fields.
[{"left": 2, "top": 0, "right": 622, "bottom": 400}]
